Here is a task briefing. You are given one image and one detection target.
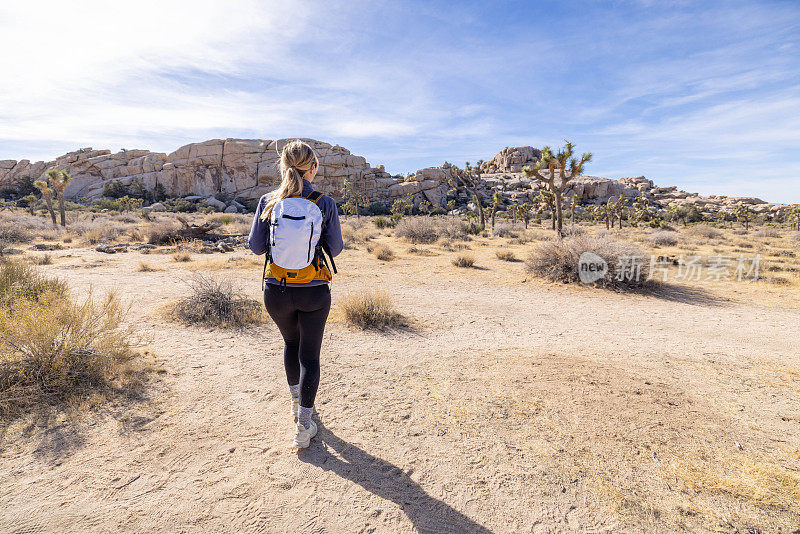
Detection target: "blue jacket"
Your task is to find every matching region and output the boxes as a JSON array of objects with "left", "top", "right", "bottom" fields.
[{"left": 248, "top": 179, "right": 344, "bottom": 286}]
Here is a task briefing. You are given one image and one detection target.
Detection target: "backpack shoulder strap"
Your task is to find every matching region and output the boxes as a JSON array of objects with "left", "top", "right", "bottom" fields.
[{"left": 304, "top": 190, "right": 323, "bottom": 204}]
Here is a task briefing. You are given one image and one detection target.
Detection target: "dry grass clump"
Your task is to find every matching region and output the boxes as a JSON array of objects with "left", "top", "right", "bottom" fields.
[
  {"left": 492, "top": 224, "right": 518, "bottom": 238},
  {"left": 0, "top": 264, "right": 141, "bottom": 419},
  {"left": 69, "top": 218, "right": 126, "bottom": 245},
  {"left": 687, "top": 225, "right": 723, "bottom": 239},
  {"left": 791, "top": 232, "right": 800, "bottom": 247},
  {"left": 753, "top": 227, "right": 780, "bottom": 238},
  {"left": 367, "top": 243, "right": 395, "bottom": 261},
  {"left": 495, "top": 250, "right": 518, "bottom": 262},
  {"left": 526, "top": 234, "right": 650, "bottom": 288},
  {"left": 137, "top": 261, "right": 163, "bottom": 272},
  {"left": 452, "top": 253, "right": 475, "bottom": 268},
  {"left": 0, "top": 261, "right": 67, "bottom": 304},
  {"left": 0, "top": 211, "right": 62, "bottom": 244},
  {"left": 167, "top": 275, "right": 262, "bottom": 328},
  {"left": 30, "top": 254, "right": 53, "bottom": 265},
  {"left": 437, "top": 219, "right": 471, "bottom": 241},
  {"left": 147, "top": 219, "right": 185, "bottom": 245},
  {"left": 341, "top": 222, "right": 375, "bottom": 248},
  {"left": 650, "top": 230, "right": 678, "bottom": 247},
  {"left": 173, "top": 251, "right": 192, "bottom": 262},
  {"left": 339, "top": 290, "right": 404, "bottom": 330},
  {"left": 438, "top": 238, "right": 471, "bottom": 251},
  {"left": 562, "top": 224, "right": 586, "bottom": 237},
  {"left": 395, "top": 217, "right": 438, "bottom": 244}
]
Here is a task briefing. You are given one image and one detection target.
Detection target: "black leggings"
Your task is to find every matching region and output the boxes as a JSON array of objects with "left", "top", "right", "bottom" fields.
[{"left": 263, "top": 283, "right": 331, "bottom": 408}]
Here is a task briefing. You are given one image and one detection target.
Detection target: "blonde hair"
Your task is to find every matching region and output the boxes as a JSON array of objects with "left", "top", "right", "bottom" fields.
[{"left": 260, "top": 140, "right": 318, "bottom": 221}]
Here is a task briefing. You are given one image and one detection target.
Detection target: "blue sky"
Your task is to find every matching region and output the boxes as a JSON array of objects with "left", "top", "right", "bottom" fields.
[{"left": 1, "top": 0, "right": 798, "bottom": 202}]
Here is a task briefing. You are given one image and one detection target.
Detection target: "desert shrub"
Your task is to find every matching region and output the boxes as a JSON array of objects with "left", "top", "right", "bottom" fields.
[
  {"left": 495, "top": 250, "right": 517, "bottom": 261},
  {"left": 464, "top": 221, "right": 483, "bottom": 235},
  {"left": 173, "top": 252, "right": 192, "bottom": 262},
  {"left": 687, "top": 225, "right": 723, "bottom": 239},
  {"left": 438, "top": 219, "right": 470, "bottom": 240},
  {"left": 754, "top": 228, "right": 780, "bottom": 238},
  {"left": 0, "top": 288, "right": 139, "bottom": 418},
  {"left": 148, "top": 220, "right": 184, "bottom": 245},
  {"left": 650, "top": 230, "right": 678, "bottom": 247},
  {"left": 339, "top": 290, "right": 403, "bottom": 329},
  {"left": 526, "top": 234, "right": 650, "bottom": 288},
  {"left": 0, "top": 211, "right": 62, "bottom": 243},
  {"left": 167, "top": 276, "right": 262, "bottom": 328},
  {"left": 452, "top": 253, "right": 475, "bottom": 268},
  {"left": 492, "top": 224, "right": 518, "bottom": 238},
  {"left": 374, "top": 216, "right": 393, "bottom": 229},
  {"left": 0, "top": 261, "right": 67, "bottom": 305},
  {"left": 562, "top": 224, "right": 585, "bottom": 237},
  {"left": 368, "top": 244, "right": 395, "bottom": 261},
  {"left": 395, "top": 217, "right": 438, "bottom": 244},
  {"left": 30, "top": 254, "right": 53, "bottom": 265}
]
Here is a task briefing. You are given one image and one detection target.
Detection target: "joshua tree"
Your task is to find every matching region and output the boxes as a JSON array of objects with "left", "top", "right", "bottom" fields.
[
  {"left": 787, "top": 204, "right": 800, "bottom": 230},
  {"left": 490, "top": 191, "right": 503, "bottom": 230},
  {"left": 734, "top": 203, "right": 755, "bottom": 230},
  {"left": 20, "top": 194, "right": 38, "bottom": 216},
  {"left": 519, "top": 202, "right": 532, "bottom": 229},
  {"left": 391, "top": 198, "right": 412, "bottom": 223},
  {"left": 448, "top": 162, "right": 486, "bottom": 229},
  {"left": 446, "top": 199, "right": 456, "bottom": 216},
  {"left": 630, "top": 196, "right": 652, "bottom": 227},
  {"left": 535, "top": 189, "right": 556, "bottom": 230},
  {"left": 33, "top": 179, "right": 57, "bottom": 225},
  {"left": 569, "top": 192, "right": 582, "bottom": 224},
  {"left": 418, "top": 199, "right": 432, "bottom": 216},
  {"left": 608, "top": 196, "right": 627, "bottom": 229},
  {"left": 342, "top": 177, "right": 368, "bottom": 219},
  {"left": 522, "top": 141, "right": 592, "bottom": 237},
  {"left": 46, "top": 169, "right": 72, "bottom": 227}
]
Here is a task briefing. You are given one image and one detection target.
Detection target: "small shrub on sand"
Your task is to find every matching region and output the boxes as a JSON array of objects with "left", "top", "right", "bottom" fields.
[
  {"left": 137, "top": 261, "right": 163, "bottom": 272},
  {"left": 173, "top": 252, "right": 192, "bottom": 262},
  {"left": 0, "top": 287, "right": 140, "bottom": 419},
  {"left": 438, "top": 219, "right": 470, "bottom": 240},
  {"left": 167, "top": 275, "right": 262, "bottom": 328},
  {"left": 368, "top": 244, "right": 395, "bottom": 261},
  {"left": 753, "top": 228, "right": 780, "bottom": 238},
  {"left": 0, "top": 211, "right": 62, "bottom": 244},
  {"left": 340, "top": 290, "right": 403, "bottom": 330},
  {"left": 395, "top": 217, "right": 438, "bottom": 244},
  {"left": 526, "top": 234, "right": 649, "bottom": 289},
  {"left": 650, "top": 230, "right": 678, "bottom": 247},
  {"left": 495, "top": 250, "right": 517, "bottom": 262},
  {"left": 452, "top": 253, "right": 475, "bottom": 268},
  {"left": 688, "top": 225, "right": 722, "bottom": 239}
]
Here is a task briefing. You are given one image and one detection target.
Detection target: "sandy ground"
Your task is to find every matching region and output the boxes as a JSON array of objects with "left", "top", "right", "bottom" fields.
[{"left": 1, "top": 227, "right": 799, "bottom": 533}]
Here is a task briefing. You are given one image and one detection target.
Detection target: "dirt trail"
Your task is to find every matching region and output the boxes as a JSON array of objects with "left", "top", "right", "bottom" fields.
[{"left": 1, "top": 247, "right": 799, "bottom": 532}]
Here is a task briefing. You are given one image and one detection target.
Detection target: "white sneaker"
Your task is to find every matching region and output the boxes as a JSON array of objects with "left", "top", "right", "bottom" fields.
[
  {"left": 291, "top": 398, "right": 299, "bottom": 423},
  {"left": 292, "top": 419, "right": 318, "bottom": 448}
]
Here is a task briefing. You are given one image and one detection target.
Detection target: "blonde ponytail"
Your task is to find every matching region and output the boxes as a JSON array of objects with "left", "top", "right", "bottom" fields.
[{"left": 261, "top": 140, "right": 318, "bottom": 221}]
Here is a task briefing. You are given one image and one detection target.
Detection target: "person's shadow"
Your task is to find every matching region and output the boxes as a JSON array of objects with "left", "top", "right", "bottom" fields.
[{"left": 298, "top": 419, "right": 494, "bottom": 534}]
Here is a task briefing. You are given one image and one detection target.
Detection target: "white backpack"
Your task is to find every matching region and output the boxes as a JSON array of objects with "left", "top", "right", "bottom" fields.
[{"left": 264, "top": 191, "right": 335, "bottom": 285}]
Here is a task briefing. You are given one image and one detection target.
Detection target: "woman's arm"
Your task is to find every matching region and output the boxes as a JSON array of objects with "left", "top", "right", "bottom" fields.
[
  {"left": 320, "top": 196, "right": 344, "bottom": 257},
  {"left": 248, "top": 196, "right": 269, "bottom": 255}
]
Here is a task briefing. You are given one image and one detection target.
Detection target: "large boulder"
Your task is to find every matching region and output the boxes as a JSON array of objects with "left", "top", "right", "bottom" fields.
[{"left": 483, "top": 146, "right": 542, "bottom": 174}]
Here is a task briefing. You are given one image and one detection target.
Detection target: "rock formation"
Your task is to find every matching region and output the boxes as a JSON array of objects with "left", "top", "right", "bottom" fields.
[{"left": 0, "top": 141, "right": 790, "bottom": 217}]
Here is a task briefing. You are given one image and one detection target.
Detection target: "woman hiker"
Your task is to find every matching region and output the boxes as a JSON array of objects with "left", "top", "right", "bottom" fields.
[{"left": 248, "top": 139, "right": 344, "bottom": 448}]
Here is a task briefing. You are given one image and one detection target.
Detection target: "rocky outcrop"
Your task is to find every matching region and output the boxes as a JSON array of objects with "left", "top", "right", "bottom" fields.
[
  {"left": 0, "top": 141, "right": 790, "bottom": 216},
  {"left": 482, "top": 146, "right": 541, "bottom": 174}
]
